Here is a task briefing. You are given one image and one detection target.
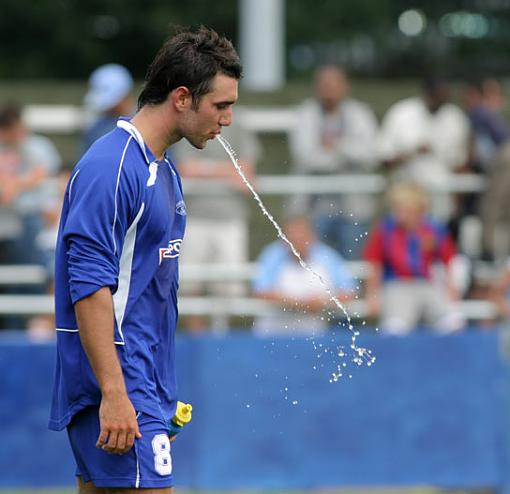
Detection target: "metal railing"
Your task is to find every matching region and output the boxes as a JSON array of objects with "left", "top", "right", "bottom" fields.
[
  {"left": 0, "top": 293, "right": 497, "bottom": 332},
  {"left": 0, "top": 262, "right": 498, "bottom": 331},
  {"left": 4, "top": 105, "right": 492, "bottom": 329}
]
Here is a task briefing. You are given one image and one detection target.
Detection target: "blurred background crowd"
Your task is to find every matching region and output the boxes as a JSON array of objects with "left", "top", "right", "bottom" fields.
[{"left": 2, "top": 0, "right": 510, "bottom": 340}]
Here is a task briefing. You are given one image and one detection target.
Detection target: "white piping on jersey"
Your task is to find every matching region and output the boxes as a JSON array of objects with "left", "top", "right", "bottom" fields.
[
  {"left": 112, "top": 202, "right": 145, "bottom": 345},
  {"left": 112, "top": 136, "right": 133, "bottom": 256},
  {"left": 164, "top": 157, "right": 177, "bottom": 177},
  {"left": 134, "top": 423, "right": 141, "bottom": 488},
  {"left": 135, "top": 445, "right": 141, "bottom": 488},
  {"left": 68, "top": 169, "right": 80, "bottom": 202},
  {"left": 55, "top": 328, "right": 125, "bottom": 345},
  {"left": 147, "top": 161, "right": 158, "bottom": 186},
  {"left": 117, "top": 119, "right": 150, "bottom": 164}
]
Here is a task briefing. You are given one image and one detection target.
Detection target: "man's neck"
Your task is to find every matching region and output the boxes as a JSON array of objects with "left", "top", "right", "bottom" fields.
[{"left": 131, "top": 105, "right": 181, "bottom": 160}]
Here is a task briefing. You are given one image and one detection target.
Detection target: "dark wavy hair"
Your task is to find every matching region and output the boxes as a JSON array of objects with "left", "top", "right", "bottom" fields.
[
  {"left": 138, "top": 26, "right": 242, "bottom": 110},
  {"left": 0, "top": 102, "right": 22, "bottom": 129}
]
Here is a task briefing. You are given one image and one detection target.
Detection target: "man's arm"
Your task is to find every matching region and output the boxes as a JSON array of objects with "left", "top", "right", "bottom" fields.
[
  {"left": 179, "top": 158, "right": 255, "bottom": 193},
  {"left": 75, "top": 286, "right": 141, "bottom": 455},
  {"left": 255, "top": 290, "right": 353, "bottom": 313},
  {"left": 364, "top": 262, "right": 383, "bottom": 318},
  {"left": 1, "top": 165, "right": 47, "bottom": 204}
]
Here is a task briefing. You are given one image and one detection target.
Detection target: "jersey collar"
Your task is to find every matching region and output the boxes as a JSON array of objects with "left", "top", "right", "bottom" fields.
[{"left": 116, "top": 118, "right": 154, "bottom": 165}]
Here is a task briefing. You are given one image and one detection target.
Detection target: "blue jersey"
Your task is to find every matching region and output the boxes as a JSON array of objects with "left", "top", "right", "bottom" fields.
[{"left": 49, "top": 119, "right": 186, "bottom": 431}]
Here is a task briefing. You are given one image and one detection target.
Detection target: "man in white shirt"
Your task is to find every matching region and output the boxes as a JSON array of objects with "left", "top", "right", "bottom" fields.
[
  {"left": 377, "top": 77, "right": 470, "bottom": 221},
  {"left": 288, "top": 65, "right": 379, "bottom": 260}
]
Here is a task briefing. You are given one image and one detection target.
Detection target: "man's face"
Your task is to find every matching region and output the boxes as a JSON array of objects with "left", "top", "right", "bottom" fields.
[
  {"left": 424, "top": 83, "right": 450, "bottom": 113},
  {"left": 181, "top": 73, "right": 238, "bottom": 149},
  {"left": 314, "top": 67, "right": 348, "bottom": 113},
  {"left": 284, "top": 218, "right": 315, "bottom": 259},
  {"left": 0, "top": 120, "right": 26, "bottom": 146}
]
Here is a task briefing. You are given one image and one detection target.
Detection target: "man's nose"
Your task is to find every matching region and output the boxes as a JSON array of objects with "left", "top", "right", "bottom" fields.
[{"left": 219, "top": 108, "right": 233, "bottom": 127}]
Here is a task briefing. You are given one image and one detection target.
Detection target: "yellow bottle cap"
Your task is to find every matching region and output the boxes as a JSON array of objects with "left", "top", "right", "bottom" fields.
[{"left": 173, "top": 401, "right": 193, "bottom": 426}]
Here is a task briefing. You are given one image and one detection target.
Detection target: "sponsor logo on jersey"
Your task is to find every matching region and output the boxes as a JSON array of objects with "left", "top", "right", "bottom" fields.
[
  {"left": 159, "top": 238, "right": 182, "bottom": 264},
  {"left": 176, "top": 200, "right": 186, "bottom": 216}
]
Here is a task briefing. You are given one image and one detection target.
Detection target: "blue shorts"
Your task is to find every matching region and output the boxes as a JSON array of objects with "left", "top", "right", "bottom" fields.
[{"left": 67, "top": 406, "right": 174, "bottom": 488}]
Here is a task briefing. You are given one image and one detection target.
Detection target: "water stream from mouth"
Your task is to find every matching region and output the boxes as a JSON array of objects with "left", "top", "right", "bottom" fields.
[{"left": 217, "top": 135, "right": 375, "bottom": 380}]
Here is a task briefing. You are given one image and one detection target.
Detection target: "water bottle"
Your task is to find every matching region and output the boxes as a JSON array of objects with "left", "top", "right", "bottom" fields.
[{"left": 168, "top": 401, "right": 193, "bottom": 438}]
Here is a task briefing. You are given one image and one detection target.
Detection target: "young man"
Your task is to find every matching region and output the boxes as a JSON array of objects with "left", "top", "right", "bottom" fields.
[{"left": 48, "top": 27, "right": 241, "bottom": 491}]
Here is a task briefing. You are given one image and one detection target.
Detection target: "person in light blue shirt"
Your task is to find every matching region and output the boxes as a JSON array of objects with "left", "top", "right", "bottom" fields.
[
  {"left": 49, "top": 27, "right": 242, "bottom": 491},
  {"left": 253, "top": 214, "right": 356, "bottom": 335},
  {"left": 81, "top": 64, "right": 136, "bottom": 154}
]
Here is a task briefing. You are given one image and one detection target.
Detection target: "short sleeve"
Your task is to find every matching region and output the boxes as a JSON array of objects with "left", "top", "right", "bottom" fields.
[
  {"left": 316, "top": 245, "right": 356, "bottom": 291},
  {"left": 363, "top": 224, "right": 384, "bottom": 264},
  {"left": 253, "top": 243, "right": 286, "bottom": 293},
  {"left": 25, "top": 135, "right": 62, "bottom": 174},
  {"left": 434, "top": 222, "right": 457, "bottom": 264},
  {"left": 63, "top": 151, "right": 141, "bottom": 304}
]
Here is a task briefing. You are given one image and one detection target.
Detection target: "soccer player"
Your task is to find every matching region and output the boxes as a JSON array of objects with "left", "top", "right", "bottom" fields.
[{"left": 48, "top": 27, "right": 241, "bottom": 492}]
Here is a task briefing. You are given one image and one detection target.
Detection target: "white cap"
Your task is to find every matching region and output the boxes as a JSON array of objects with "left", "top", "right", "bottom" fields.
[{"left": 84, "top": 64, "right": 134, "bottom": 112}]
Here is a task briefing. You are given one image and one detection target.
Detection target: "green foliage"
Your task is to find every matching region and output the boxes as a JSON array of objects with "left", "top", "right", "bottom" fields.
[
  {"left": 0, "top": 0, "right": 238, "bottom": 78},
  {"left": 2, "top": 0, "right": 510, "bottom": 79}
]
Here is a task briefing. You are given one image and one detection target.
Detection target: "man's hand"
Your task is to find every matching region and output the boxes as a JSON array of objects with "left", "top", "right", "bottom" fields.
[
  {"left": 75, "top": 287, "right": 141, "bottom": 455},
  {"left": 0, "top": 177, "right": 20, "bottom": 205},
  {"left": 366, "top": 296, "right": 381, "bottom": 318},
  {"left": 96, "top": 391, "right": 142, "bottom": 455}
]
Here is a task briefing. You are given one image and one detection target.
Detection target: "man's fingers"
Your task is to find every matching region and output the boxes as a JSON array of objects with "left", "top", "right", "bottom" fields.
[
  {"left": 96, "top": 428, "right": 109, "bottom": 449},
  {"left": 116, "top": 431, "right": 127, "bottom": 452},
  {"left": 125, "top": 432, "right": 136, "bottom": 451},
  {"left": 98, "top": 425, "right": 140, "bottom": 454},
  {"left": 103, "top": 430, "right": 119, "bottom": 453},
  {"left": 134, "top": 423, "right": 142, "bottom": 439}
]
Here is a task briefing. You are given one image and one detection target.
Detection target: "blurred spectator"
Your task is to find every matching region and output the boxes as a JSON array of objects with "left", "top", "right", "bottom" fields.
[
  {"left": 288, "top": 64, "right": 379, "bottom": 260},
  {"left": 36, "top": 170, "right": 70, "bottom": 274},
  {"left": 479, "top": 142, "right": 510, "bottom": 260},
  {"left": 363, "top": 182, "right": 465, "bottom": 335},
  {"left": 377, "top": 77, "right": 470, "bottom": 222},
  {"left": 483, "top": 78, "right": 505, "bottom": 113},
  {"left": 253, "top": 215, "right": 355, "bottom": 336},
  {"left": 0, "top": 102, "right": 61, "bottom": 265},
  {"left": 81, "top": 64, "right": 135, "bottom": 153},
  {"left": 485, "top": 258, "right": 510, "bottom": 323},
  {"left": 172, "top": 115, "right": 261, "bottom": 331},
  {"left": 462, "top": 77, "right": 510, "bottom": 174},
  {"left": 457, "top": 78, "right": 510, "bottom": 259},
  {"left": 27, "top": 314, "right": 56, "bottom": 343}
]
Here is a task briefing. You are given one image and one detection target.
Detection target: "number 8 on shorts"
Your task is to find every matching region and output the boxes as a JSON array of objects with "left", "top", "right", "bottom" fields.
[{"left": 152, "top": 434, "right": 172, "bottom": 476}]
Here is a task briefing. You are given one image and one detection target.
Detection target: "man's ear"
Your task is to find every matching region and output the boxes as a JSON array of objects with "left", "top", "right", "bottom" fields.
[{"left": 171, "top": 86, "right": 192, "bottom": 112}]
